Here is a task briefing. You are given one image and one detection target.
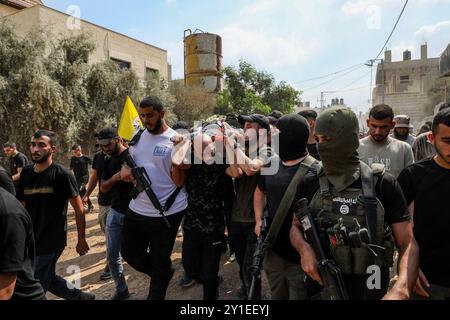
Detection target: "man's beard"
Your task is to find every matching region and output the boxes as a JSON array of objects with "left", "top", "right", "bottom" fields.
[
  {"left": 394, "top": 130, "right": 408, "bottom": 140},
  {"left": 32, "top": 151, "right": 51, "bottom": 164},
  {"left": 147, "top": 116, "right": 163, "bottom": 134},
  {"left": 372, "top": 134, "right": 388, "bottom": 142},
  {"left": 436, "top": 145, "right": 450, "bottom": 166}
]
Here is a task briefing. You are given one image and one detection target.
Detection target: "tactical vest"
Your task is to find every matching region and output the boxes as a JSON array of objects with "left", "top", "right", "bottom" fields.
[{"left": 309, "top": 162, "right": 395, "bottom": 276}]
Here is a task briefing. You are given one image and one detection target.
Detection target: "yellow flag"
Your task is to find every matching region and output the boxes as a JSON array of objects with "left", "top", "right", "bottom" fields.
[{"left": 118, "top": 96, "right": 143, "bottom": 141}]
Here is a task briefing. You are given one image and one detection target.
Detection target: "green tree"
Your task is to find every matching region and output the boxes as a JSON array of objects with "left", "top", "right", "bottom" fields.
[
  {"left": 170, "top": 81, "right": 217, "bottom": 125},
  {"left": 218, "top": 60, "right": 301, "bottom": 116},
  {"left": 0, "top": 21, "right": 141, "bottom": 162}
]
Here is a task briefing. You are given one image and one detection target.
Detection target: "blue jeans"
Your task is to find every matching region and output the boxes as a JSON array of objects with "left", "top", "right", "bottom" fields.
[
  {"left": 34, "top": 250, "right": 83, "bottom": 300},
  {"left": 106, "top": 208, "right": 128, "bottom": 293}
]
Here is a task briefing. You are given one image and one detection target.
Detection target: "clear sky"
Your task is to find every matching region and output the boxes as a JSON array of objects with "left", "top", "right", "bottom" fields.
[{"left": 44, "top": 0, "right": 450, "bottom": 113}]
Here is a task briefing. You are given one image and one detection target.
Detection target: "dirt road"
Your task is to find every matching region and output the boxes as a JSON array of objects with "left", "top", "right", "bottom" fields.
[{"left": 48, "top": 195, "right": 270, "bottom": 300}]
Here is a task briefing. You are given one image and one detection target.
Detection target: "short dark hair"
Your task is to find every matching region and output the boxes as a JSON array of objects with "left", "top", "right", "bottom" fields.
[
  {"left": 3, "top": 141, "right": 16, "bottom": 149},
  {"left": 298, "top": 110, "right": 317, "bottom": 120},
  {"left": 72, "top": 144, "right": 81, "bottom": 150},
  {"left": 432, "top": 108, "right": 450, "bottom": 135},
  {"left": 140, "top": 96, "right": 164, "bottom": 112},
  {"left": 439, "top": 102, "right": 450, "bottom": 112},
  {"left": 369, "top": 104, "right": 394, "bottom": 121},
  {"left": 33, "top": 130, "right": 57, "bottom": 146}
]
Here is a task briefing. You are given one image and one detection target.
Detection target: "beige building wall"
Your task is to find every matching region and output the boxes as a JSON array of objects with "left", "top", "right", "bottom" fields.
[
  {"left": 0, "top": 3, "right": 19, "bottom": 16},
  {"left": 373, "top": 47, "right": 440, "bottom": 128},
  {"left": 4, "top": 5, "right": 168, "bottom": 81}
]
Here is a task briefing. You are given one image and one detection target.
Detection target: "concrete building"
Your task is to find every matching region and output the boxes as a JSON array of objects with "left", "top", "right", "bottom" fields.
[
  {"left": 440, "top": 44, "right": 450, "bottom": 78},
  {"left": 1, "top": 0, "right": 170, "bottom": 81},
  {"left": 372, "top": 44, "right": 440, "bottom": 128}
]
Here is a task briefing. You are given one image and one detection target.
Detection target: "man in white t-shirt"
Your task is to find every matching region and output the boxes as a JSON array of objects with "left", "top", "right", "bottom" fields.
[
  {"left": 120, "top": 96, "right": 188, "bottom": 300},
  {"left": 359, "top": 104, "right": 414, "bottom": 178}
]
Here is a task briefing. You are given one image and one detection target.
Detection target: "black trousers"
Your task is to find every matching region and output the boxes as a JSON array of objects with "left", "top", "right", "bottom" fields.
[
  {"left": 76, "top": 177, "right": 92, "bottom": 209},
  {"left": 229, "top": 221, "right": 261, "bottom": 299},
  {"left": 122, "top": 209, "right": 184, "bottom": 300},
  {"left": 182, "top": 227, "right": 224, "bottom": 300}
]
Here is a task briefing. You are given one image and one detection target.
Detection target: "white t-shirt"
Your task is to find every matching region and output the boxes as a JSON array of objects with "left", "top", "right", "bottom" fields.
[
  {"left": 358, "top": 136, "right": 414, "bottom": 178},
  {"left": 129, "top": 128, "right": 188, "bottom": 217}
]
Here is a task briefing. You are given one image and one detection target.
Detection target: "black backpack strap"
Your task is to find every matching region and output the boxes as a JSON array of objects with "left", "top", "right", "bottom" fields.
[
  {"left": 128, "top": 129, "right": 145, "bottom": 147},
  {"left": 360, "top": 161, "right": 378, "bottom": 244}
]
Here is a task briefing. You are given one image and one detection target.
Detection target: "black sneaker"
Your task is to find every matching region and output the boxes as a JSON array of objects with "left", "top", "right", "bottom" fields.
[
  {"left": 100, "top": 270, "right": 112, "bottom": 280},
  {"left": 78, "top": 291, "right": 96, "bottom": 300},
  {"left": 111, "top": 289, "right": 131, "bottom": 300},
  {"left": 179, "top": 273, "right": 195, "bottom": 288}
]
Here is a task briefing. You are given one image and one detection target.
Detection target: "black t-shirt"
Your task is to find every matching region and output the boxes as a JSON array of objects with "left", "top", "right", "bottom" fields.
[
  {"left": 10, "top": 152, "right": 29, "bottom": 176},
  {"left": 0, "top": 165, "right": 15, "bottom": 196},
  {"left": 184, "top": 161, "right": 229, "bottom": 234},
  {"left": 307, "top": 143, "right": 321, "bottom": 161},
  {"left": 102, "top": 154, "right": 132, "bottom": 214},
  {"left": 258, "top": 159, "right": 319, "bottom": 263},
  {"left": 70, "top": 155, "right": 91, "bottom": 183},
  {"left": 92, "top": 152, "right": 112, "bottom": 206},
  {"left": 16, "top": 163, "right": 79, "bottom": 256},
  {"left": 397, "top": 159, "right": 450, "bottom": 287},
  {"left": 0, "top": 187, "right": 45, "bottom": 300}
]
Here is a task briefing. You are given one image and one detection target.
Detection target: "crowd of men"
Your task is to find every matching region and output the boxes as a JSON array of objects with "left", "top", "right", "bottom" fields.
[{"left": 1, "top": 96, "right": 449, "bottom": 301}]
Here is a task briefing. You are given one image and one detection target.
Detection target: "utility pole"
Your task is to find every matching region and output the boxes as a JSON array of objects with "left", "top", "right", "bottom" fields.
[
  {"left": 381, "top": 59, "right": 385, "bottom": 104},
  {"left": 320, "top": 92, "right": 325, "bottom": 109},
  {"left": 365, "top": 58, "right": 385, "bottom": 106}
]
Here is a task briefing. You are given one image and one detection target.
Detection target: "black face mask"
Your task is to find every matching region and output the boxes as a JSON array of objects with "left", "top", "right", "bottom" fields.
[
  {"left": 276, "top": 114, "right": 310, "bottom": 162},
  {"left": 147, "top": 115, "right": 163, "bottom": 134}
]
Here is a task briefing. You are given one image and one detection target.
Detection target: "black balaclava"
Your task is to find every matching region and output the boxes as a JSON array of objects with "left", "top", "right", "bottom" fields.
[
  {"left": 314, "top": 107, "right": 360, "bottom": 192},
  {"left": 276, "top": 114, "right": 309, "bottom": 162}
]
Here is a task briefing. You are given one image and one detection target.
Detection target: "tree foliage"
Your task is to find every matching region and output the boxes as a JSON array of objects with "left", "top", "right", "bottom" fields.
[
  {"left": 0, "top": 21, "right": 144, "bottom": 161},
  {"left": 170, "top": 80, "right": 217, "bottom": 125},
  {"left": 217, "top": 60, "right": 302, "bottom": 116}
]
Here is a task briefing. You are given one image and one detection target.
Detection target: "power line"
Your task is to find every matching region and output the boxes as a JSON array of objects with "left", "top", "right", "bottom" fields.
[
  {"left": 338, "top": 69, "right": 372, "bottom": 91},
  {"left": 292, "top": 62, "right": 365, "bottom": 84},
  {"left": 302, "top": 64, "right": 365, "bottom": 91},
  {"left": 373, "top": 0, "right": 409, "bottom": 60}
]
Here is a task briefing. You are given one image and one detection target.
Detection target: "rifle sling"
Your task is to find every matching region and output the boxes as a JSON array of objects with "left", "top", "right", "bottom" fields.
[{"left": 264, "top": 155, "right": 316, "bottom": 248}]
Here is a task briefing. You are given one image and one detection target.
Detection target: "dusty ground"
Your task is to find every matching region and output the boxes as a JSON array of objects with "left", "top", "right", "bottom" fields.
[{"left": 48, "top": 190, "right": 270, "bottom": 300}]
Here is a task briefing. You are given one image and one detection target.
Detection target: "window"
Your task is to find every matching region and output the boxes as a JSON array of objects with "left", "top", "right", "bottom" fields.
[
  {"left": 146, "top": 68, "right": 159, "bottom": 80},
  {"left": 110, "top": 58, "right": 131, "bottom": 70},
  {"left": 400, "top": 75, "right": 410, "bottom": 84}
]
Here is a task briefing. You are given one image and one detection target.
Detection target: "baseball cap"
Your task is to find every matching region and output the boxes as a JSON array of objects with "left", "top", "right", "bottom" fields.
[
  {"left": 238, "top": 114, "right": 270, "bottom": 131},
  {"left": 394, "top": 115, "right": 411, "bottom": 128},
  {"left": 95, "top": 128, "right": 118, "bottom": 147}
]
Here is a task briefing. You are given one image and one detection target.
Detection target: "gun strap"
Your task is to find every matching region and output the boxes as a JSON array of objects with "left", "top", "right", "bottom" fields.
[
  {"left": 360, "top": 161, "right": 377, "bottom": 245},
  {"left": 141, "top": 169, "right": 181, "bottom": 214},
  {"left": 264, "top": 155, "right": 316, "bottom": 248},
  {"left": 163, "top": 186, "right": 182, "bottom": 212},
  {"left": 129, "top": 129, "right": 145, "bottom": 146}
]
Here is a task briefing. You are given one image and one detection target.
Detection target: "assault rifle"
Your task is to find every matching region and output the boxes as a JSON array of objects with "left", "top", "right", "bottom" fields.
[
  {"left": 248, "top": 207, "right": 270, "bottom": 300},
  {"left": 294, "top": 198, "right": 348, "bottom": 300}
]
